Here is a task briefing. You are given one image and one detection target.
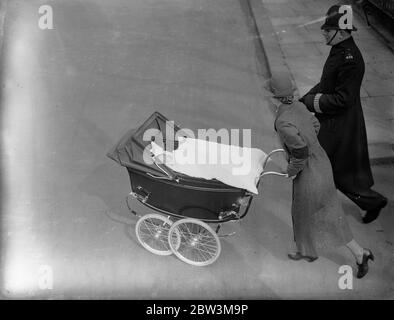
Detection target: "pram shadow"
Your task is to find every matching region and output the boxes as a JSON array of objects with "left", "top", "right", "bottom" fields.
[{"left": 78, "top": 161, "right": 138, "bottom": 235}]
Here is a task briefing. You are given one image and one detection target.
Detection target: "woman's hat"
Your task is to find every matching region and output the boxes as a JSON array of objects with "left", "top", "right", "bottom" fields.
[{"left": 268, "top": 71, "right": 296, "bottom": 98}]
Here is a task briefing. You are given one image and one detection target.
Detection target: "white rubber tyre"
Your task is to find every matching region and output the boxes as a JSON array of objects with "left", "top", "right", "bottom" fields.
[
  {"left": 168, "top": 218, "right": 221, "bottom": 266},
  {"left": 135, "top": 213, "right": 176, "bottom": 256}
]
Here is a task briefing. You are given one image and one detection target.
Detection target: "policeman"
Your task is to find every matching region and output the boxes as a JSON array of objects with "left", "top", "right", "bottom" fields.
[{"left": 300, "top": 5, "right": 387, "bottom": 224}]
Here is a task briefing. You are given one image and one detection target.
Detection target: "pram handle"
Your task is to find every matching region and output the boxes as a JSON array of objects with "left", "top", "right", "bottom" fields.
[
  {"left": 262, "top": 149, "right": 286, "bottom": 170},
  {"left": 149, "top": 154, "right": 179, "bottom": 182},
  {"left": 146, "top": 172, "right": 180, "bottom": 183},
  {"left": 260, "top": 149, "right": 288, "bottom": 178},
  {"left": 260, "top": 171, "right": 288, "bottom": 178}
]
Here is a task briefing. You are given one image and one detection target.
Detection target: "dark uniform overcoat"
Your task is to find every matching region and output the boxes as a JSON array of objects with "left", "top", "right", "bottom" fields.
[{"left": 300, "top": 37, "right": 374, "bottom": 194}]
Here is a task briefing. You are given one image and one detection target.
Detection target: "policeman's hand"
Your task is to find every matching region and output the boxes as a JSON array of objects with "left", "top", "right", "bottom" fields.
[{"left": 301, "top": 94, "right": 315, "bottom": 112}]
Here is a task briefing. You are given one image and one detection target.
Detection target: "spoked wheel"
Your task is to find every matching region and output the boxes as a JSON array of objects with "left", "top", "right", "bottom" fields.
[
  {"left": 168, "top": 218, "right": 221, "bottom": 266},
  {"left": 135, "top": 213, "right": 178, "bottom": 256}
]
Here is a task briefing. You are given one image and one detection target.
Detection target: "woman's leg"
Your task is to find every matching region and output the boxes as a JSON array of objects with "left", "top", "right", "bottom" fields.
[
  {"left": 346, "top": 239, "right": 365, "bottom": 264},
  {"left": 346, "top": 239, "right": 375, "bottom": 279}
]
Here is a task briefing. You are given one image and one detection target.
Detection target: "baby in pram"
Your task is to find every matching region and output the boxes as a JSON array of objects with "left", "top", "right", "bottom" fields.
[{"left": 149, "top": 136, "right": 267, "bottom": 194}]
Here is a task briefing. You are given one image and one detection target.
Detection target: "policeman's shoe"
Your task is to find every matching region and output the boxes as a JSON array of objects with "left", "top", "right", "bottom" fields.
[{"left": 362, "top": 197, "right": 388, "bottom": 224}]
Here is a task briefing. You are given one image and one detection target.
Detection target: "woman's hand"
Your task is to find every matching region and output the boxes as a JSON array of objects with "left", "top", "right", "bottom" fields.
[
  {"left": 280, "top": 169, "right": 296, "bottom": 180},
  {"left": 286, "top": 173, "right": 297, "bottom": 180}
]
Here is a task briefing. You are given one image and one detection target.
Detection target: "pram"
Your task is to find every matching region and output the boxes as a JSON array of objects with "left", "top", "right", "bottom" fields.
[{"left": 107, "top": 112, "right": 286, "bottom": 266}]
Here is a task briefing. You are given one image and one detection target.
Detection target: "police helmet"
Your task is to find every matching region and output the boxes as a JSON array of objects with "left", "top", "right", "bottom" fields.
[{"left": 321, "top": 5, "right": 357, "bottom": 31}]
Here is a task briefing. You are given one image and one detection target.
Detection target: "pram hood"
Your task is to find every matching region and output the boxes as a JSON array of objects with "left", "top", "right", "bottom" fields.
[
  {"left": 107, "top": 111, "right": 254, "bottom": 191},
  {"left": 107, "top": 111, "right": 181, "bottom": 176}
]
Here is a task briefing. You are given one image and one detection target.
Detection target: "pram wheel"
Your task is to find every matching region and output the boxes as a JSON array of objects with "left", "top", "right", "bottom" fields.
[
  {"left": 135, "top": 213, "right": 177, "bottom": 256},
  {"left": 168, "top": 218, "right": 221, "bottom": 266}
]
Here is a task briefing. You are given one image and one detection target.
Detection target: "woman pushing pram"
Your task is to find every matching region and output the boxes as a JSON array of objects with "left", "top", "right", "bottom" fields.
[
  {"left": 266, "top": 71, "right": 373, "bottom": 279},
  {"left": 107, "top": 77, "right": 374, "bottom": 277}
]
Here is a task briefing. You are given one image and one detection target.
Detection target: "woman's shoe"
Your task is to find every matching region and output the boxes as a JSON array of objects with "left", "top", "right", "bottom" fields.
[
  {"left": 288, "top": 252, "right": 318, "bottom": 262},
  {"left": 356, "top": 249, "right": 374, "bottom": 279}
]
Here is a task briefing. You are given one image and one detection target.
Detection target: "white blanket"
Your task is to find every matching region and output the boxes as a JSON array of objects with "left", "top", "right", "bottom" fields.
[{"left": 150, "top": 137, "right": 267, "bottom": 194}]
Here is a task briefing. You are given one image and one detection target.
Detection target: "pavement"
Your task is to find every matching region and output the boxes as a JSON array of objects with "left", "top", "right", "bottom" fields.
[
  {"left": 249, "top": 0, "right": 394, "bottom": 165},
  {"left": 0, "top": 0, "right": 393, "bottom": 300}
]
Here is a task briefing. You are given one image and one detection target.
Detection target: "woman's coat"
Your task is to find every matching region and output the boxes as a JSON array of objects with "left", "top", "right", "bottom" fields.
[{"left": 275, "top": 101, "right": 353, "bottom": 256}]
